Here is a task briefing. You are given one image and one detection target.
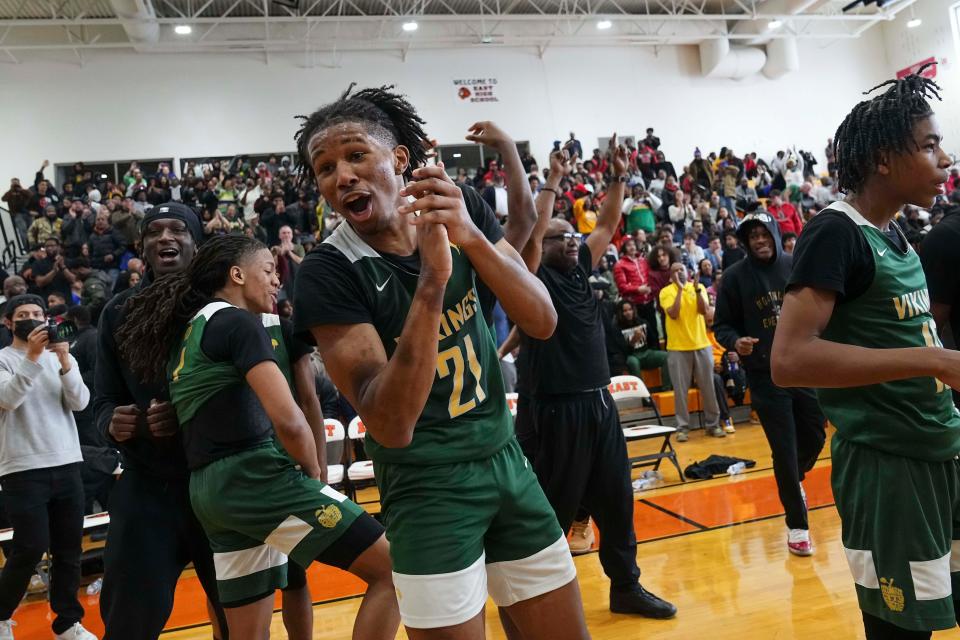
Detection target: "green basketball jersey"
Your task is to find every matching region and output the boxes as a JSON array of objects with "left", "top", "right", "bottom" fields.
[
  {"left": 817, "top": 203, "right": 960, "bottom": 461},
  {"left": 169, "top": 301, "right": 289, "bottom": 424},
  {"left": 301, "top": 214, "right": 511, "bottom": 466}
]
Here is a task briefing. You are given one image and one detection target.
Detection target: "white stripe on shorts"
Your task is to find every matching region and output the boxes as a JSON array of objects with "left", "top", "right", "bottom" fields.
[
  {"left": 214, "top": 544, "right": 287, "bottom": 581},
  {"left": 320, "top": 484, "right": 347, "bottom": 503},
  {"left": 910, "top": 552, "right": 952, "bottom": 601},
  {"left": 843, "top": 547, "right": 879, "bottom": 590},
  {"left": 392, "top": 553, "right": 487, "bottom": 629},
  {"left": 264, "top": 515, "right": 314, "bottom": 556},
  {"left": 486, "top": 535, "right": 577, "bottom": 608}
]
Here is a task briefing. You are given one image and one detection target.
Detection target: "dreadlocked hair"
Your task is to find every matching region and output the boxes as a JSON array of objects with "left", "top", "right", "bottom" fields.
[
  {"left": 116, "top": 235, "right": 267, "bottom": 384},
  {"left": 294, "top": 84, "right": 431, "bottom": 186},
  {"left": 833, "top": 62, "right": 942, "bottom": 194}
]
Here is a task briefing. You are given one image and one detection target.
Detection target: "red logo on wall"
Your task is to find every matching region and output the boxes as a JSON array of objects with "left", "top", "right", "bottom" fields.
[
  {"left": 458, "top": 87, "right": 472, "bottom": 100},
  {"left": 897, "top": 57, "right": 937, "bottom": 79}
]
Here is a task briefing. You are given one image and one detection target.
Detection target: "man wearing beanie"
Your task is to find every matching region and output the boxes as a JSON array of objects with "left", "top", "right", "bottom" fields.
[
  {"left": 0, "top": 295, "right": 94, "bottom": 640},
  {"left": 93, "top": 203, "right": 229, "bottom": 639}
]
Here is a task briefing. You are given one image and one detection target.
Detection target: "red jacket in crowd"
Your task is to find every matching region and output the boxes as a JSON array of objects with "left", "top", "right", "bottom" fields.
[
  {"left": 614, "top": 255, "right": 652, "bottom": 305},
  {"left": 768, "top": 202, "right": 803, "bottom": 236}
]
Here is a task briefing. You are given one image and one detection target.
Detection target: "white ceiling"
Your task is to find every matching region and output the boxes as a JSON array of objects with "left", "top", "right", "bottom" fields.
[{"left": 0, "top": 0, "right": 917, "bottom": 63}]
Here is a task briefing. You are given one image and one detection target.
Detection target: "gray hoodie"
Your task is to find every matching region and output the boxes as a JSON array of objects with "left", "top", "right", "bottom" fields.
[{"left": 0, "top": 346, "right": 88, "bottom": 476}]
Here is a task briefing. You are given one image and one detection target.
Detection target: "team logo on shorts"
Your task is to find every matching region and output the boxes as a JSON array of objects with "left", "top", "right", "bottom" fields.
[
  {"left": 880, "top": 578, "right": 905, "bottom": 612},
  {"left": 316, "top": 505, "right": 342, "bottom": 528}
]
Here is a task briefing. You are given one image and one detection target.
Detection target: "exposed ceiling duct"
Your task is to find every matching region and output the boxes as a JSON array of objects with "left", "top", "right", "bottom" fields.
[
  {"left": 763, "top": 37, "right": 800, "bottom": 79},
  {"left": 699, "top": 38, "right": 767, "bottom": 80},
  {"left": 108, "top": 0, "right": 158, "bottom": 49}
]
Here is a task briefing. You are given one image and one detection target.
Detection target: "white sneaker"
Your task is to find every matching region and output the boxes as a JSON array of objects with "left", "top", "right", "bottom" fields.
[
  {"left": 54, "top": 623, "right": 97, "bottom": 640},
  {"left": 0, "top": 619, "right": 15, "bottom": 640},
  {"left": 787, "top": 528, "right": 813, "bottom": 556}
]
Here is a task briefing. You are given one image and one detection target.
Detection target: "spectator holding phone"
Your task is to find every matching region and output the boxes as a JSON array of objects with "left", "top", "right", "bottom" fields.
[{"left": 0, "top": 294, "right": 94, "bottom": 639}]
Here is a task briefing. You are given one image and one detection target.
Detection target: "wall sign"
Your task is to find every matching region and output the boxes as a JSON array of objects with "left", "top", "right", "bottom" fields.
[
  {"left": 453, "top": 78, "right": 500, "bottom": 103},
  {"left": 896, "top": 56, "right": 937, "bottom": 79}
]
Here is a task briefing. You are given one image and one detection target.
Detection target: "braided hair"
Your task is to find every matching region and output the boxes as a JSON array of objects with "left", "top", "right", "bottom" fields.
[
  {"left": 294, "top": 84, "right": 431, "bottom": 186},
  {"left": 116, "top": 235, "right": 267, "bottom": 384},
  {"left": 833, "top": 62, "right": 942, "bottom": 194}
]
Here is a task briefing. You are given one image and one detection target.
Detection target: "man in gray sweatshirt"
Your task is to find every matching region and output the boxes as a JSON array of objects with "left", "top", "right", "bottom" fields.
[{"left": 0, "top": 294, "right": 95, "bottom": 640}]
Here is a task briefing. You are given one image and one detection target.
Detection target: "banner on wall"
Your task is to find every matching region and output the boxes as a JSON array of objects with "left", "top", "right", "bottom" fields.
[
  {"left": 453, "top": 78, "right": 500, "bottom": 103},
  {"left": 896, "top": 57, "right": 938, "bottom": 79}
]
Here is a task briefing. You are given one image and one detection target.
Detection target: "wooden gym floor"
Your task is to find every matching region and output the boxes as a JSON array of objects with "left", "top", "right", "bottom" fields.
[{"left": 14, "top": 422, "right": 960, "bottom": 639}]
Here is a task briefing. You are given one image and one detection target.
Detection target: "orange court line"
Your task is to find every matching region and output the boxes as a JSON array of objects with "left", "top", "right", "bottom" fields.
[{"left": 12, "top": 463, "right": 835, "bottom": 635}]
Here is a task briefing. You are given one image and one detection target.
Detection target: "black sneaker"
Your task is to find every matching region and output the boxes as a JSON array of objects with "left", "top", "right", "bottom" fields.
[{"left": 610, "top": 584, "right": 677, "bottom": 619}]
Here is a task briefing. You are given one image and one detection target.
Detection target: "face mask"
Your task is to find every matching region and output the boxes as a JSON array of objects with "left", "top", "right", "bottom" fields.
[{"left": 13, "top": 318, "right": 43, "bottom": 341}]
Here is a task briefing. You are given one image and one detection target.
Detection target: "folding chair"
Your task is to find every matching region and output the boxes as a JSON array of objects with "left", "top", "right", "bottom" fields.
[
  {"left": 323, "top": 418, "right": 346, "bottom": 489},
  {"left": 608, "top": 375, "right": 685, "bottom": 482},
  {"left": 346, "top": 416, "right": 376, "bottom": 499}
]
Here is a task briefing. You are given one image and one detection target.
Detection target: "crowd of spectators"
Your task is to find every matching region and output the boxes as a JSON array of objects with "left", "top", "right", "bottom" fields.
[{"left": 2, "top": 133, "right": 958, "bottom": 405}]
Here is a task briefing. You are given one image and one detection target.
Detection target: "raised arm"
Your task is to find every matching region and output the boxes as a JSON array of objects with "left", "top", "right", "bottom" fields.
[
  {"left": 585, "top": 134, "right": 627, "bottom": 268},
  {"left": 465, "top": 122, "right": 537, "bottom": 251},
  {"left": 310, "top": 223, "right": 451, "bottom": 449},
  {"left": 522, "top": 148, "right": 574, "bottom": 272},
  {"left": 771, "top": 285, "right": 960, "bottom": 388},
  {"left": 401, "top": 166, "right": 556, "bottom": 340}
]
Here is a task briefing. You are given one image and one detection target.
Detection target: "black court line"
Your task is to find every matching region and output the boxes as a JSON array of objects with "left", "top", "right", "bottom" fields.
[
  {"left": 646, "top": 454, "right": 832, "bottom": 489},
  {"left": 159, "top": 593, "right": 367, "bottom": 635},
  {"left": 159, "top": 467, "right": 836, "bottom": 635},
  {"left": 160, "top": 502, "right": 842, "bottom": 635},
  {"left": 637, "top": 498, "right": 709, "bottom": 530}
]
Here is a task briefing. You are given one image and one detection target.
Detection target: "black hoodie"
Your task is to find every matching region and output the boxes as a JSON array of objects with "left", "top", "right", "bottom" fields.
[{"left": 713, "top": 211, "right": 792, "bottom": 373}]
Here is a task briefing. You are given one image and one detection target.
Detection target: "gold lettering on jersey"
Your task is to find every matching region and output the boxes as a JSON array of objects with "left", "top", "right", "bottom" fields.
[
  {"left": 438, "top": 288, "right": 480, "bottom": 341},
  {"left": 892, "top": 288, "right": 930, "bottom": 320}
]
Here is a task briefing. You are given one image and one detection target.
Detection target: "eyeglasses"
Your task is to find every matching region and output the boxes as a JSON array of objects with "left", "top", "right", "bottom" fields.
[{"left": 544, "top": 232, "right": 583, "bottom": 242}]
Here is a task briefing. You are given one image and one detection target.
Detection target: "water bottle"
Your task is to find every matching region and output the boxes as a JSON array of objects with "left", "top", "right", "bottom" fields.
[
  {"left": 726, "top": 462, "right": 746, "bottom": 475},
  {"left": 632, "top": 478, "right": 655, "bottom": 492}
]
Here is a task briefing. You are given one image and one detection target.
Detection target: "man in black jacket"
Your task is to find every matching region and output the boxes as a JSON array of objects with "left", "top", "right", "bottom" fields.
[
  {"left": 713, "top": 212, "right": 826, "bottom": 557},
  {"left": 95, "top": 203, "right": 228, "bottom": 639}
]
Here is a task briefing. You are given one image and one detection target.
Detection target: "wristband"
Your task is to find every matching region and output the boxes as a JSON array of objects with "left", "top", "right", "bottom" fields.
[
  {"left": 611, "top": 175, "right": 628, "bottom": 183},
  {"left": 541, "top": 187, "right": 560, "bottom": 196}
]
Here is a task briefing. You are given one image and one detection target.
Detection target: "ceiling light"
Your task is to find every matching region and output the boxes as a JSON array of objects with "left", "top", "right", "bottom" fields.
[
  {"left": 907, "top": 17, "right": 922, "bottom": 28},
  {"left": 597, "top": 19, "right": 612, "bottom": 30},
  {"left": 453, "top": 153, "right": 462, "bottom": 158},
  {"left": 174, "top": 24, "right": 192, "bottom": 35},
  {"left": 767, "top": 20, "right": 782, "bottom": 29},
  {"left": 480, "top": 35, "right": 493, "bottom": 43},
  {"left": 402, "top": 21, "right": 418, "bottom": 32}
]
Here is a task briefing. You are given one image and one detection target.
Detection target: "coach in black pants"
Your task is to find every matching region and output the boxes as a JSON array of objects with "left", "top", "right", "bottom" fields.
[
  {"left": 95, "top": 204, "right": 228, "bottom": 639},
  {"left": 713, "top": 212, "right": 825, "bottom": 556},
  {"left": 514, "top": 140, "right": 675, "bottom": 619}
]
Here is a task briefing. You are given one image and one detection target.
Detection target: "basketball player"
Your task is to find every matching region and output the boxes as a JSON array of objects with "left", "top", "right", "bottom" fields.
[
  {"left": 772, "top": 66, "right": 960, "bottom": 639},
  {"left": 293, "top": 85, "right": 590, "bottom": 639}
]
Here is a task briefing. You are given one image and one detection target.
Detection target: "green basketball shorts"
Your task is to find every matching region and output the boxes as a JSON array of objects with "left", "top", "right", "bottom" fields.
[
  {"left": 190, "top": 442, "right": 378, "bottom": 606},
  {"left": 375, "top": 439, "right": 575, "bottom": 629},
  {"left": 832, "top": 434, "right": 960, "bottom": 632}
]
